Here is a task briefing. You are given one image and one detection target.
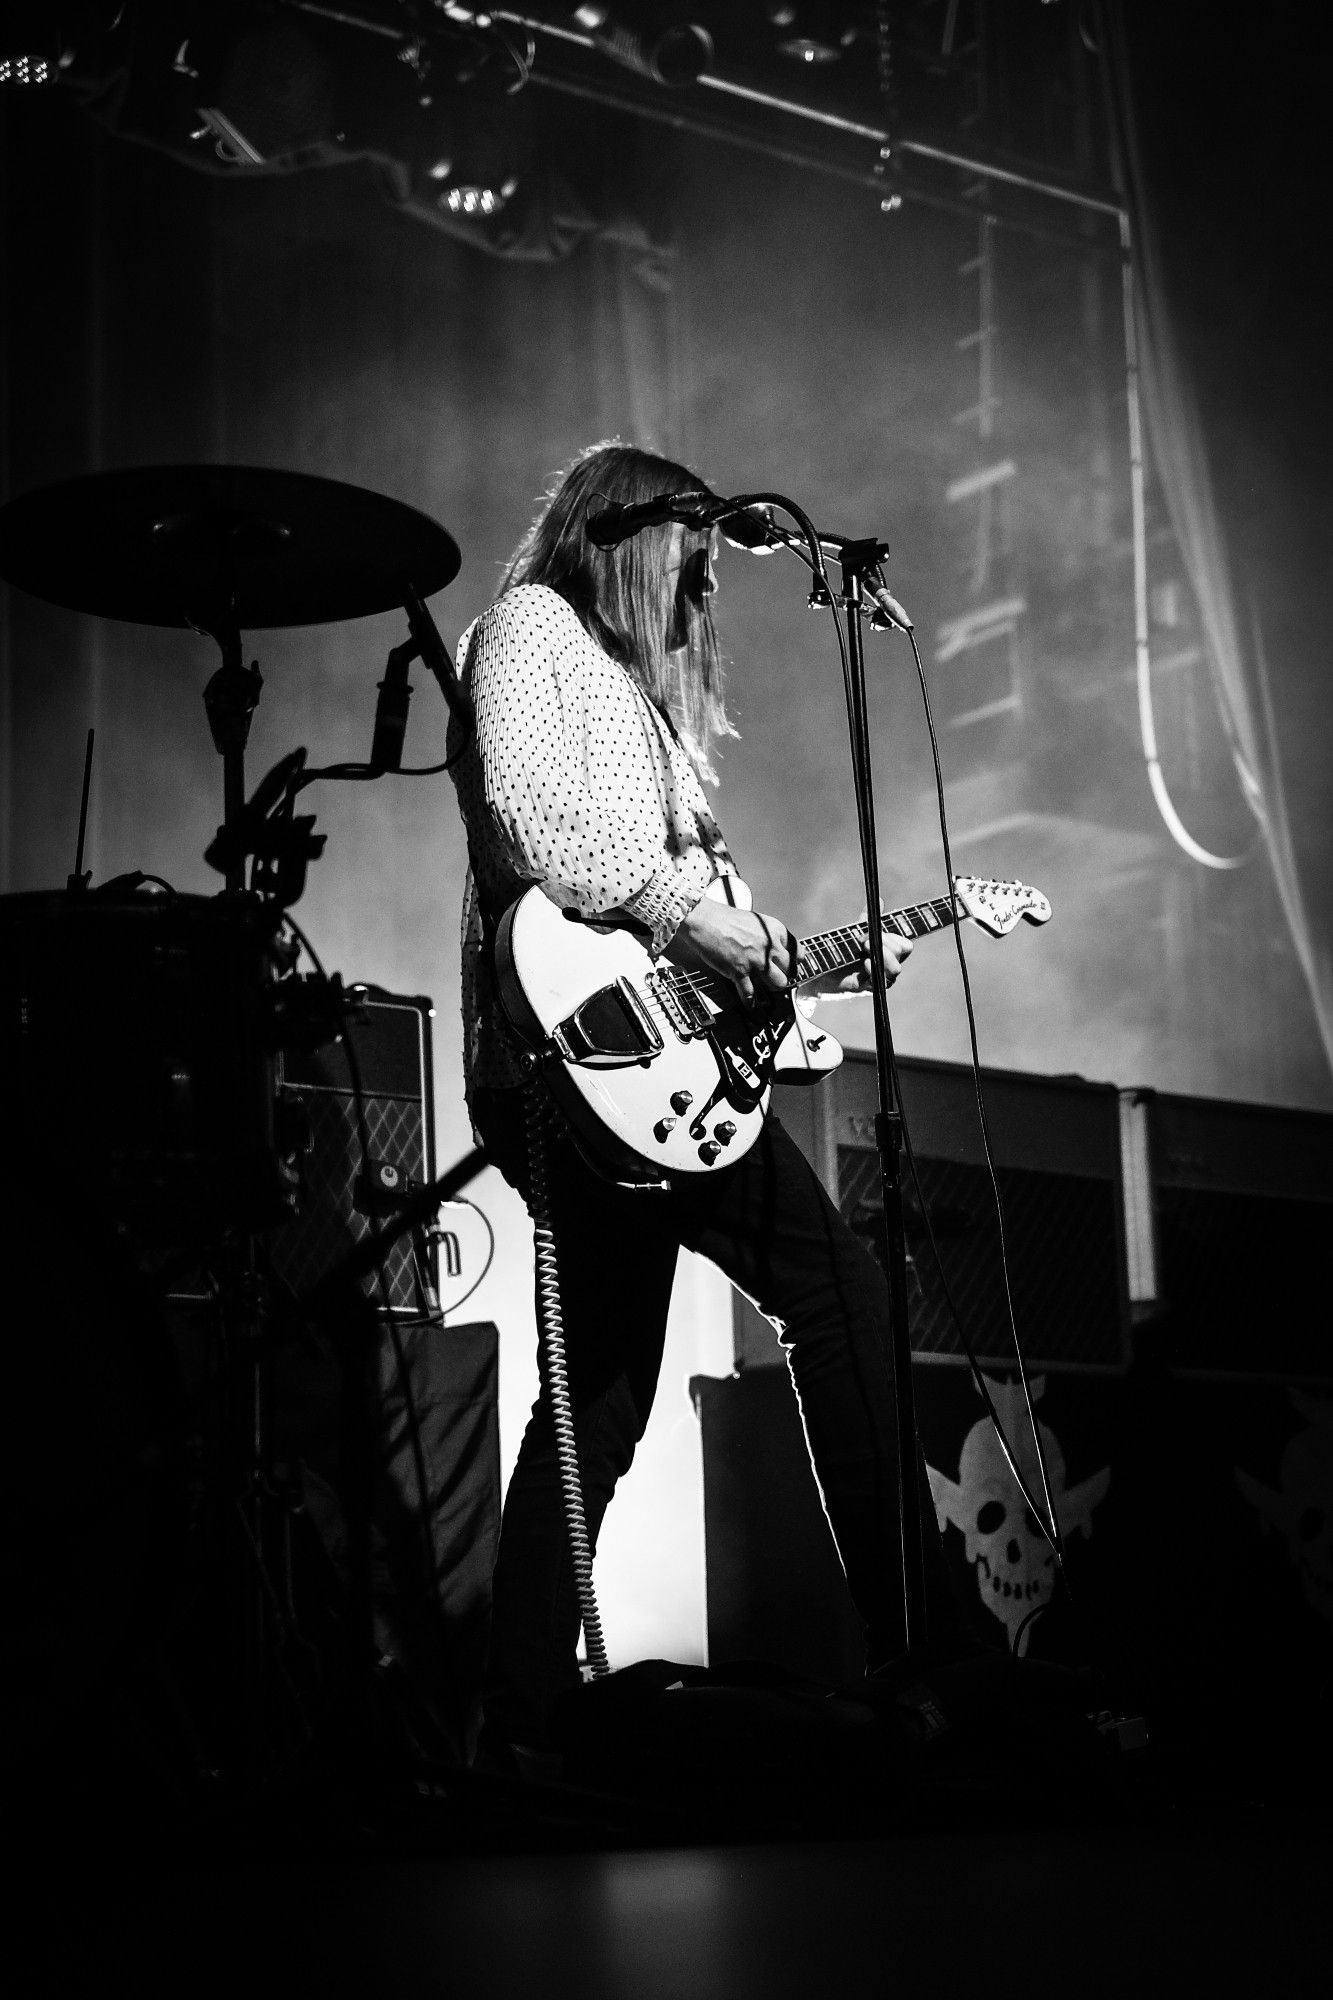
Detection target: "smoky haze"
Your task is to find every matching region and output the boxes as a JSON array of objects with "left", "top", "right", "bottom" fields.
[{"left": 3, "top": 76, "right": 1330, "bottom": 1657}]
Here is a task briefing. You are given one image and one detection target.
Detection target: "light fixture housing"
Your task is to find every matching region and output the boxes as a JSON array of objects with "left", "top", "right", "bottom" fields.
[{"left": 572, "top": 6, "right": 712, "bottom": 88}]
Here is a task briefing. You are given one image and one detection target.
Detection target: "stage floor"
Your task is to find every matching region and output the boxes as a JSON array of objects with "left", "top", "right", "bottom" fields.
[{"left": 16, "top": 1763, "right": 1332, "bottom": 1996}]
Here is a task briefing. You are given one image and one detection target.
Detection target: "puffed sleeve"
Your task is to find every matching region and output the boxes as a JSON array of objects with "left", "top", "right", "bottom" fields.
[{"left": 468, "top": 588, "right": 701, "bottom": 950}]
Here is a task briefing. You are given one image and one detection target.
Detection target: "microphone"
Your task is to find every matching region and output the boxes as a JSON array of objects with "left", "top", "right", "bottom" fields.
[
  {"left": 866, "top": 579, "right": 915, "bottom": 633},
  {"left": 699, "top": 498, "right": 915, "bottom": 628},
  {"left": 368, "top": 637, "right": 416, "bottom": 773},
  {"left": 585, "top": 491, "right": 721, "bottom": 549},
  {"left": 717, "top": 503, "right": 784, "bottom": 554}
]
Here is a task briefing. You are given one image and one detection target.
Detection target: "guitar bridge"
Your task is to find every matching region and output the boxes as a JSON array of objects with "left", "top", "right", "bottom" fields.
[
  {"left": 647, "top": 968, "right": 702, "bottom": 1039},
  {"left": 547, "top": 977, "right": 664, "bottom": 1069}
]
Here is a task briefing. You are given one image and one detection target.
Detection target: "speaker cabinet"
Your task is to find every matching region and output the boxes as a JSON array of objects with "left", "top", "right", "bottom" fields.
[
  {"left": 735, "top": 1051, "right": 1130, "bottom": 1371},
  {"left": 265, "top": 1314, "right": 502, "bottom": 1763},
  {"left": 1126, "top": 1088, "right": 1333, "bottom": 1382},
  {"left": 270, "top": 986, "right": 437, "bottom": 1315},
  {"left": 706, "top": 1061, "right": 1333, "bottom": 1775}
]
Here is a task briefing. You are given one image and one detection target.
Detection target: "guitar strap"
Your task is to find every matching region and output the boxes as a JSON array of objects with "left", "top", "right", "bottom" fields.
[{"left": 466, "top": 843, "right": 504, "bottom": 955}]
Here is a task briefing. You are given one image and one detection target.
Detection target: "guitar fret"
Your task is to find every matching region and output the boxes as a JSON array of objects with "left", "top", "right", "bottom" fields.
[
  {"left": 802, "top": 901, "right": 968, "bottom": 976},
  {"left": 818, "top": 934, "right": 841, "bottom": 971},
  {"left": 801, "top": 935, "right": 833, "bottom": 979}
]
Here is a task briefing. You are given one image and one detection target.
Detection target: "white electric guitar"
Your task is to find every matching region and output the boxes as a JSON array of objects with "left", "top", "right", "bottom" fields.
[{"left": 496, "top": 874, "right": 1051, "bottom": 1185}]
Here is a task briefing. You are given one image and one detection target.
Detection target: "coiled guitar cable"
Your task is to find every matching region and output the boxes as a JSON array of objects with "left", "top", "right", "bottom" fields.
[{"left": 524, "top": 1082, "right": 610, "bottom": 1679}]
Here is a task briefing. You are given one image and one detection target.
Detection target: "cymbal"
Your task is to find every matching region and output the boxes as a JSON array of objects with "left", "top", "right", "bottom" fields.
[{"left": 0, "top": 465, "right": 461, "bottom": 630}]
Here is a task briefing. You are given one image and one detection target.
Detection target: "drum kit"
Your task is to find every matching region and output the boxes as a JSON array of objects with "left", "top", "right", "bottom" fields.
[
  {"left": 0, "top": 463, "right": 474, "bottom": 1237},
  {"left": 0, "top": 465, "right": 486, "bottom": 1798}
]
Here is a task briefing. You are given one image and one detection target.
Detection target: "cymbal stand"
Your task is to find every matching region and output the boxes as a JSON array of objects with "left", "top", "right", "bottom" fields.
[
  {"left": 67, "top": 727, "right": 95, "bottom": 893},
  {"left": 202, "top": 615, "right": 264, "bottom": 896},
  {"left": 199, "top": 610, "right": 278, "bottom": 1781}
]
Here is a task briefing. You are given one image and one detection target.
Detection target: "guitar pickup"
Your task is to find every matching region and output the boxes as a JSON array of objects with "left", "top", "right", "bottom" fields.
[{"left": 547, "top": 978, "right": 664, "bottom": 1069}]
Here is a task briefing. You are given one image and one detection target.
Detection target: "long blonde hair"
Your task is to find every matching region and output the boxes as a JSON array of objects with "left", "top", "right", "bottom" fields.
[{"left": 503, "top": 440, "right": 732, "bottom": 770}]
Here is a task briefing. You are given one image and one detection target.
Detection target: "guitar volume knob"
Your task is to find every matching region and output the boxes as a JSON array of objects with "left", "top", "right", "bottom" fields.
[
  {"left": 670, "top": 1090, "right": 694, "bottom": 1114},
  {"left": 698, "top": 1140, "right": 722, "bottom": 1164},
  {"left": 714, "top": 1121, "right": 737, "bottom": 1145},
  {"left": 653, "top": 1116, "right": 678, "bottom": 1142}
]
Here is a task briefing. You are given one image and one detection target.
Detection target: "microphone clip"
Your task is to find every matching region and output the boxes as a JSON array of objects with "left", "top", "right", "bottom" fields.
[{"left": 834, "top": 538, "right": 914, "bottom": 632}]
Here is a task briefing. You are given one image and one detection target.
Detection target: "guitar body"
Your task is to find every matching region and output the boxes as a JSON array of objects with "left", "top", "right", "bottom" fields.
[
  {"left": 496, "top": 885, "right": 841, "bottom": 1185},
  {"left": 496, "top": 871, "right": 1050, "bottom": 1187}
]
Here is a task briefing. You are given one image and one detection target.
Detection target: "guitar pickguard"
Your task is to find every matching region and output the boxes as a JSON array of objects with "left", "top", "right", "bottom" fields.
[{"left": 688, "top": 1005, "right": 790, "bottom": 1136}]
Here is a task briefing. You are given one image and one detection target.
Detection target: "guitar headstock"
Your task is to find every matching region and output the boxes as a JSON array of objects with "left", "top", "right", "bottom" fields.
[{"left": 951, "top": 875, "right": 1052, "bottom": 937}]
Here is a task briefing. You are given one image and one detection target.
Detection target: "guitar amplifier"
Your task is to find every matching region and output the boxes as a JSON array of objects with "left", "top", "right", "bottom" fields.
[
  {"left": 1121, "top": 1087, "right": 1333, "bottom": 1381},
  {"left": 269, "top": 986, "right": 438, "bottom": 1316},
  {"left": 736, "top": 1050, "right": 1130, "bottom": 1371}
]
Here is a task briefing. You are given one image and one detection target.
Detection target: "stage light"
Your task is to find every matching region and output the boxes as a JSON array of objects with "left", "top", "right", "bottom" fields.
[
  {"left": 444, "top": 183, "right": 513, "bottom": 215},
  {"left": 422, "top": 94, "right": 526, "bottom": 219},
  {"left": 194, "top": 15, "right": 338, "bottom": 166},
  {"left": 763, "top": 2, "right": 857, "bottom": 66},
  {"left": 1, "top": 1, "right": 63, "bottom": 86},
  {"left": 572, "top": 6, "right": 712, "bottom": 89},
  {"left": 0, "top": 52, "right": 55, "bottom": 86},
  {"left": 2, "top": 4, "right": 124, "bottom": 90},
  {"left": 428, "top": 156, "right": 520, "bottom": 216}
]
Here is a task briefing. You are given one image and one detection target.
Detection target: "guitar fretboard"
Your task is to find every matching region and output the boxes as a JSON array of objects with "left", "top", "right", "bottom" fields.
[
  {"left": 795, "top": 897, "right": 959, "bottom": 985},
  {"left": 653, "top": 894, "right": 963, "bottom": 1030}
]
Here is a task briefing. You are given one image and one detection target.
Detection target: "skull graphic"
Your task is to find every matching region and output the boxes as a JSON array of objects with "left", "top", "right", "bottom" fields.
[
  {"left": 1235, "top": 1390, "right": 1333, "bottom": 1633},
  {"left": 928, "top": 1375, "right": 1111, "bottom": 1655}
]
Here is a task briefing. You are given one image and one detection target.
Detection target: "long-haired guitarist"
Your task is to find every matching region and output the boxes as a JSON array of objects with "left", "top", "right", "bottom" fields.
[{"left": 448, "top": 441, "right": 977, "bottom": 1764}]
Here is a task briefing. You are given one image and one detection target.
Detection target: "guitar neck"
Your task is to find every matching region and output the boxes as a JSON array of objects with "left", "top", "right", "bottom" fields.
[{"left": 794, "top": 897, "right": 959, "bottom": 986}]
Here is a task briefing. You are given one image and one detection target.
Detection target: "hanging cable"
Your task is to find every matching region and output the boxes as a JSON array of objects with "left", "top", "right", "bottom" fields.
[
  {"left": 903, "top": 623, "right": 1070, "bottom": 1581},
  {"left": 1113, "top": 171, "right": 1250, "bottom": 868}
]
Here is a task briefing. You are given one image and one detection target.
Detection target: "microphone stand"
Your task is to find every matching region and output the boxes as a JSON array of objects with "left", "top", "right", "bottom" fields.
[
  {"left": 604, "top": 484, "right": 931, "bottom": 1657},
  {"left": 708, "top": 493, "right": 930, "bottom": 1659},
  {"left": 831, "top": 535, "right": 928, "bottom": 1659}
]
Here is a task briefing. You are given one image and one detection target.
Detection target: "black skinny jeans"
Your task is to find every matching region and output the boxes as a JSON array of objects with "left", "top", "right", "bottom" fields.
[{"left": 474, "top": 1085, "right": 971, "bottom": 1748}]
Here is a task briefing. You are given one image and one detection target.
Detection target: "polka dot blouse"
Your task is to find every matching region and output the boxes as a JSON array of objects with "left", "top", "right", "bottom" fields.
[{"left": 448, "top": 582, "right": 735, "bottom": 1097}]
